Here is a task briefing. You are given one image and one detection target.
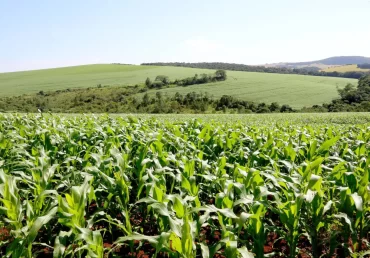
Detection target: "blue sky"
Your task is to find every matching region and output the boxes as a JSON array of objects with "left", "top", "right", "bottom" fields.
[{"left": 1, "top": 0, "right": 370, "bottom": 72}]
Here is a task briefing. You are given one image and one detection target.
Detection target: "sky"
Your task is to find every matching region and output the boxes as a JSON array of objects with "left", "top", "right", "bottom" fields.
[{"left": 0, "top": 0, "right": 370, "bottom": 72}]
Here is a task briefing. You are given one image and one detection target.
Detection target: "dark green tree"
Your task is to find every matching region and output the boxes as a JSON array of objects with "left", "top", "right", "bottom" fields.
[
  {"left": 357, "top": 63, "right": 370, "bottom": 69},
  {"left": 145, "top": 77, "right": 152, "bottom": 88},
  {"left": 269, "top": 102, "right": 280, "bottom": 112},
  {"left": 142, "top": 93, "right": 150, "bottom": 106},
  {"left": 156, "top": 92, "right": 162, "bottom": 102},
  {"left": 280, "top": 104, "right": 294, "bottom": 113},
  {"left": 215, "top": 70, "right": 227, "bottom": 80},
  {"left": 155, "top": 75, "right": 170, "bottom": 85}
]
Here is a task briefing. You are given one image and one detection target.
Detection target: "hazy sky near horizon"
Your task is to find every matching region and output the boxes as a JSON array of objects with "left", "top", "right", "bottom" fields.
[{"left": 1, "top": 0, "right": 370, "bottom": 72}]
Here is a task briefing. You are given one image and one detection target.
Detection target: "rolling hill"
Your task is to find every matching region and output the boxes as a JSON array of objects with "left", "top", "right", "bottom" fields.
[
  {"left": 0, "top": 64, "right": 209, "bottom": 97},
  {"left": 0, "top": 64, "right": 356, "bottom": 108}
]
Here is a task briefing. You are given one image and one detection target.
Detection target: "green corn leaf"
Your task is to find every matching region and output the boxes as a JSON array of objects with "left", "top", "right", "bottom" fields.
[
  {"left": 169, "top": 232, "right": 182, "bottom": 253},
  {"left": 334, "top": 213, "right": 353, "bottom": 232},
  {"left": 351, "top": 193, "right": 363, "bottom": 212},
  {"left": 237, "top": 246, "right": 254, "bottom": 258},
  {"left": 115, "top": 233, "right": 160, "bottom": 245},
  {"left": 200, "top": 242, "right": 210, "bottom": 258},
  {"left": 316, "top": 136, "right": 340, "bottom": 155},
  {"left": 173, "top": 197, "right": 185, "bottom": 219}
]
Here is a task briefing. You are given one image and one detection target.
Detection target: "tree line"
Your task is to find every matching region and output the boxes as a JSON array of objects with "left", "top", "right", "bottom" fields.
[
  {"left": 0, "top": 86, "right": 295, "bottom": 114},
  {"left": 141, "top": 62, "right": 370, "bottom": 79},
  {"left": 138, "top": 91, "right": 295, "bottom": 114},
  {"left": 357, "top": 63, "right": 370, "bottom": 69},
  {"left": 145, "top": 70, "right": 227, "bottom": 89}
]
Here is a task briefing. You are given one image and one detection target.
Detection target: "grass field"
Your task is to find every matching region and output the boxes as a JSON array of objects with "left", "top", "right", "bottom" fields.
[
  {"left": 321, "top": 64, "right": 370, "bottom": 72},
  {"left": 0, "top": 64, "right": 356, "bottom": 108}
]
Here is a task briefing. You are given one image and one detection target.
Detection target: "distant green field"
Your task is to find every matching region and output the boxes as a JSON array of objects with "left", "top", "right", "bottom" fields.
[
  {"left": 21, "top": 112, "right": 370, "bottom": 126},
  {"left": 136, "top": 70, "right": 356, "bottom": 108},
  {"left": 321, "top": 64, "right": 370, "bottom": 72},
  {"left": 0, "top": 64, "right": 210, "bottom": 97},
  {"left": 106, "top": 112, "right": 370, "bottom": 125},
  {"left": 0, "top": 64, "right": 356, "bottom": 108}
]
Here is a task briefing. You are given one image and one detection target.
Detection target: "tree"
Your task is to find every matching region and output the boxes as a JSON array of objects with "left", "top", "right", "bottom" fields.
[
  {"left": 269, "top": 102, "right": 280, "bottom": 112},
  {"left": 151, "top": 81, "right": 164, "bottom": 88},
  {"left": 337, "top": 83, "right": 359, "bottom": 103},
  {"left": 155, "top": 75, "right": 170, "bottom": 85},
  {"left": 156, "top": 92, "right": 162, "bottom": 102},
  {"left": 215, "top": 70, "right": 227, "bottom": 80},
  {"left": 199, "top": 74, "right": 210, "bottom": 83},
  {"left": 257, "top": 103, "right": 270, "bottom": 113},
  {"left": 280, "top": 104, "right": 294, "bottom": 113},
  {"left": 336, "top": 76, "right": 370, "bottom": 104},
  {"left": 357, "top": 63, "right": 370, "bottom": 69},
  {"left": 218, "top": 95, "right": 234, "bottom": 108},
  {"left": 142, "top": 93, "right": 150, "bottom": 106},
  {"left": 358, "top": 75, "right": 370, "bottom": 91},
  {"left": 338, "top": 83, "right": 356, "bottom": 99},
  {"left": 145, "top": 77, "right": 152, "bottom": 88},
  {"left": 174, "top": 92, "right": 183, "bottom": 103}
]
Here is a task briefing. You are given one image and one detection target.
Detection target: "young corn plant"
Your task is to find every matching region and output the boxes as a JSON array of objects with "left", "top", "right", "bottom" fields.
[
  {"left": 246, "top": 203, "right": 266, "bottom": 258},
  {"left": 0, "top": 169, "right": 58, "bottom": 258},
  {"left": 0, "top": 113, "right": 370, "bottom": 258},
  {"left": 276, "top": 195, "right": 304, "bottom": 258},
  {"left": 302, "top": 186, "right": 333, "bottom": 258},
  {"left": 135, "top": 194, "right": 198, "bottom": 258},
  {"left": 56, "top": 176, "right": 102, "bottom": 258}
]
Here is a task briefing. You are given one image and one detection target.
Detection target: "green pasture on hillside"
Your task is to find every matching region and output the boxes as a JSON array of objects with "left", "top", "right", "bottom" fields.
[{"left": 0, "top": 64, "right": 356, "bottom": 108}]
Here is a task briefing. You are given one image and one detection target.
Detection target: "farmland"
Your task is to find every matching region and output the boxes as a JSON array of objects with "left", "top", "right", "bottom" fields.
[
  {"left": 0, "top": 113, "right": 369, "bottom": 257},
  {"left": 90, "top": 112, "right": 370, "bottom": 124},
  {"left": 322, "top": 64, "right": 370, "bottom": 73},
  {"left": 0, "top": 64, "right": 356, "bottom": 108}
]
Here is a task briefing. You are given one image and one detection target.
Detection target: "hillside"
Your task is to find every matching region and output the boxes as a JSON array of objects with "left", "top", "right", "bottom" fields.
[
  {"left": 269, "top": 56, "right": 370, "bottom": 69},
  {"left": 0, "top": 64, "right": 214, "bottom": 97},
  {"left": 0, "top": 64, "right": 356, "bottom": 109},
  {"left": 134, "top": 71, "right": 355, "bottom": 108},
  {"left": 142, "top": 62, "right": 368, "bottom": 79}
]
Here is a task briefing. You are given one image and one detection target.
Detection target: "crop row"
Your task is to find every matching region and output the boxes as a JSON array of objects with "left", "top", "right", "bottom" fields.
[{"left": 0, "top": 114, "right": 369, "bottom": 257}]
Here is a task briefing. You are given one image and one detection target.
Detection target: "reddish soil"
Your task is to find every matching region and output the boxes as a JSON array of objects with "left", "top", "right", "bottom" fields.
[{"left": 0, "top": 227, "right": 11, "bottom": 241}]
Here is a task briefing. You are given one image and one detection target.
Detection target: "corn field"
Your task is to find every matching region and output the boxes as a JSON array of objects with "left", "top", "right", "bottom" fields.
[{"left": 0, "top": 114, "right": 369, "bottom": 258}]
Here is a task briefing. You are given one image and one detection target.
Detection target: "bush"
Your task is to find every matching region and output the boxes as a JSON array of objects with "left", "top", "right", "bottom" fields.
[
  {"left": 269, "top": 102, "right": 280, "bottom": 112},
  {"left": 215, "top": 70, "right": 227, "bottom": 80},
  {"left": 280, "top": 104, "right": 294, "bottom": 113},
  {"left": 151, "top": 81, "right": 164, "bottom": 89},
  {"left": 145, "top": 78, "right": 152, "bottom": 87},
  {"left": 155, "top": 75, "right": 170, "bottom": 85}
]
